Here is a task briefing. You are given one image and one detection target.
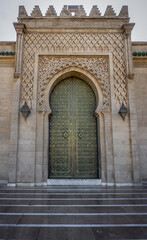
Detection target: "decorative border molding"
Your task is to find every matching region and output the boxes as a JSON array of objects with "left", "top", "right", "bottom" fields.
[
  {"left": 37, "top": 55, "right": 110, "bottom": 112},
  {"left": 21, "top": 32, "right": 127, "bottom": 107}
]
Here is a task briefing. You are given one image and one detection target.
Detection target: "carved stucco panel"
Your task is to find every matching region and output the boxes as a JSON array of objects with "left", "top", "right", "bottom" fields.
[
  {"left": 21, "top": 33, "right": 127, "bottom": 108},
  {"left": 38, "top": 56, "right": 110, "bottom": 111}
]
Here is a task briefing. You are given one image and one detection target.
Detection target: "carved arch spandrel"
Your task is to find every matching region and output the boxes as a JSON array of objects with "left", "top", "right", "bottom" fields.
[
  {"left": 37, "top": 56, "right": 110, "bottom": 113},
  {"left": 43, "top": 68, "right": 103, "bottom": 116}
]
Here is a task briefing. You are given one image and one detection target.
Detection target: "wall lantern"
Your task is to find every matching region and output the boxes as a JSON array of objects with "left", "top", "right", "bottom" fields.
[
  {"left": 20, "top": 101, "right": 31, "bottom": 120},
  {"left": 119, "top": 103, "right": 128, "bottom": 121}
]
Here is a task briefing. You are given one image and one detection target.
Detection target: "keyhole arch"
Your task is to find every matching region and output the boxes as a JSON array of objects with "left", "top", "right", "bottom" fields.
[
  {"left": 44, "top": 67, "right": 104, "bottom": 117},
  {"left": 49, "top": 76, "right": 98, "bottom": 178}
]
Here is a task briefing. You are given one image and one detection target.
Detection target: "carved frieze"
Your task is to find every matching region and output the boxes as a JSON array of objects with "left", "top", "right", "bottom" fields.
[
  {"left": 38, "top": 56, "right": 110, "bottom": 111},
  {"left": 21, "top": 32, "right": 127, "bottom": 109},
  {"left": 18, "top": 19, "right": 126, "bottom": 29}
]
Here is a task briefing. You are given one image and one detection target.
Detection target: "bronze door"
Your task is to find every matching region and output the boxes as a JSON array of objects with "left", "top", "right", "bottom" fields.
[{"left": 49, "top": 77, "right": 98, "bottom": 178}]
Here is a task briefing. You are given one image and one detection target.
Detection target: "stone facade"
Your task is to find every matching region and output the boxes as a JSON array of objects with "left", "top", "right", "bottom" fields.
[{"left": 0, "top": 5, "right": 147, "bottom": 186}]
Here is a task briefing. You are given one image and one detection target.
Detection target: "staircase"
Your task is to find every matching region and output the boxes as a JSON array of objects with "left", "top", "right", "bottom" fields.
[{"left": 0, "top": 185, "right": 147, "bottom": 239}]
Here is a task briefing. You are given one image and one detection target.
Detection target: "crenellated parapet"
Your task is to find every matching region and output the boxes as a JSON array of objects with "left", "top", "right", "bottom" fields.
[
  {"left": 17, "top": 5, "right": 131, "bottom": 31},
  {"left": 18, "top": 5, "right": 129, "bottom": 18}
]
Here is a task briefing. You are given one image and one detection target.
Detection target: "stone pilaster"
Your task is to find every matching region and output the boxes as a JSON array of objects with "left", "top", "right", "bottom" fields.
[
  {"left": 123, "top": 23, "right": 141, "bottom": 184},
  {"left": 104, "top": 113, "right": 115, "bottom": 185},
  {"left": 123, "top": 23, "right": 135, "bottom": 79},
  {"left": 8, "top": 23, "right": 25, "bottom": 186},
  {"left": 13, "top": 23, "right": 25, "bottom": 78}
]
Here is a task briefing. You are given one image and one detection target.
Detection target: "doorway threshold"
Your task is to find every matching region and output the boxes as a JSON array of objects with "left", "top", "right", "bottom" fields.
[{"left": 47, "top": 179, "right": 101, "bottom": 185}]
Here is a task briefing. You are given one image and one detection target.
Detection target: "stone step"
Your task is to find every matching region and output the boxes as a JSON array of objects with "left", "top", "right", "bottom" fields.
[
  {"left": 142, "top": 181, "right": 147, "bottom": 186},
  {"left": 0, "top": 185, "right": 147, "bottom": 239},
  {"left": 0, "top": 199, "right": 147, "bottom": 205},
  {"left": 0, "top": 214, "right": 147, "bottom": 225},
  {"left": 1, "top": 205, "right": 147, "bottom": 213}
]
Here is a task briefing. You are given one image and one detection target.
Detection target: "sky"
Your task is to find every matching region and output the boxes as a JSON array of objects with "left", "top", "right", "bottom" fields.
[{"left": 0, "top": 0, "right": 147, "bottom": 42}]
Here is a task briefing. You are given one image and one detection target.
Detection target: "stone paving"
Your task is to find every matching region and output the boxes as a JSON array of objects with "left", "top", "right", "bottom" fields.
[{"left": 0, "top": 185, "right": 147, "bottom": 239}]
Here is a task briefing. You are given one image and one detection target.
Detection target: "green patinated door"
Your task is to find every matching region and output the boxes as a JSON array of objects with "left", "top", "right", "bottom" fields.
[{"left": 49, "top": 77, "right": 98, "bottom": 178}]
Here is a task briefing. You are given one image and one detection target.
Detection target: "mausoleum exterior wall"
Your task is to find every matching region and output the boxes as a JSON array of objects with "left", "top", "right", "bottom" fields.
[
  {"left": 132, "top": 42, "right": 147, "bottom": 182},
  {"left": 0, "top": 42, "right": 15, "bottom": 183},
  {"left": 0, "top": 5, "right": 146, "bottom": 186}
]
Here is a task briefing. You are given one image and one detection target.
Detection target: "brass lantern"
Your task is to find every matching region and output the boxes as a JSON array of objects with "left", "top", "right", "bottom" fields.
[
  {"left": 119, "top": 103, "right": 128, "bottom": 121},
  {"left": 20, "top": 101, "right": 31, "bottom": 120}
]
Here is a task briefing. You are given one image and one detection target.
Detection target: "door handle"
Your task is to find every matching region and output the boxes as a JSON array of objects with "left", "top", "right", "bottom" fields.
[
  {"left": 63, "top": 131, "right": 68, "bottom": 139},
  {"left": 78, "top": 131, "right": 83, "bottom": 139}
]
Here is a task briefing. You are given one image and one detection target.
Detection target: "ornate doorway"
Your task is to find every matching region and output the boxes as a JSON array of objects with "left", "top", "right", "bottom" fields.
[{"left": 49, "top": 77, "right": 98, "bottom": 178}]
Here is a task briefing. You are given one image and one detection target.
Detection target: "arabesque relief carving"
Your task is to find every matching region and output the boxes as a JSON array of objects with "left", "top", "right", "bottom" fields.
[
  {"left": 21, "top": 33, "right": 127, "bottom": 108},
  {"left": 38, "top": 56, "right": 109, "bottom": 111}
]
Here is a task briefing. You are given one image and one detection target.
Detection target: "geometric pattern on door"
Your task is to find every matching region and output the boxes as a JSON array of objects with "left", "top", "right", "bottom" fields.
[{"left": 49, "top": 77, "right": 98, "bottom": 178}]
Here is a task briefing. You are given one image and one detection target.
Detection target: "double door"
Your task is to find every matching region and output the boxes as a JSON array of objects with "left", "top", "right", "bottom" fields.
[{"left": 49, "top": 77, "right": 98, "bottom": 178}]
